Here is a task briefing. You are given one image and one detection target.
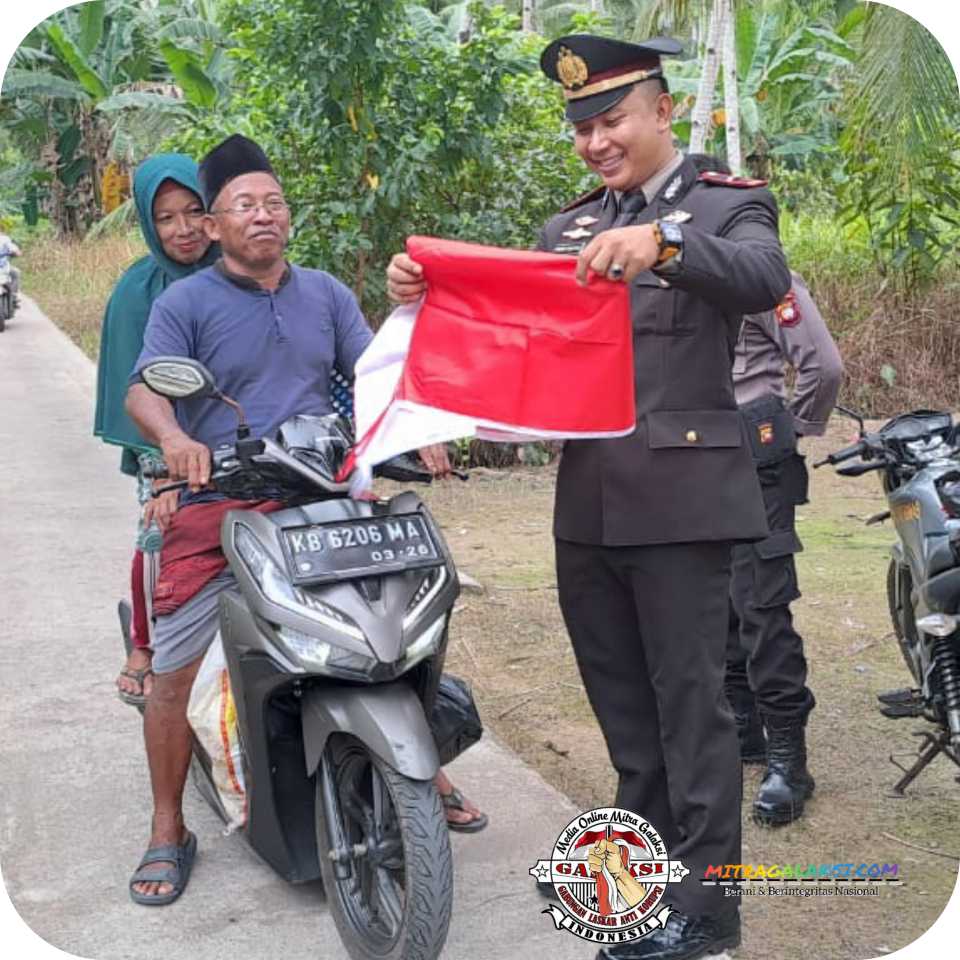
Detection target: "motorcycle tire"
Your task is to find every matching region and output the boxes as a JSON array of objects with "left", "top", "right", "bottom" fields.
[
  {"left": 887, "top": 559, "right": 922, "bottom": 686},
  {"left": 316, "top": 733, "right": 452, "bottom": 960}
]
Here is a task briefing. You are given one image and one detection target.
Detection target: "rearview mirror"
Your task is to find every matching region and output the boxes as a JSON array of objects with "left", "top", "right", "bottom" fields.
[{"left": 141, "top": 357, "right": 217, "bottom": 400}]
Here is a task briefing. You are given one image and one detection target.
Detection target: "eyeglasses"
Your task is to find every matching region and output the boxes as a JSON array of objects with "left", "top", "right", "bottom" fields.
[{"left": 211, "top": 199, "right": 290, "bottom": 218}]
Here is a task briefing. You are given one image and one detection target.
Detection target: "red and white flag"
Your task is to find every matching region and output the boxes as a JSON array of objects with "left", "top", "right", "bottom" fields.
[{"left": 347, "top": 236, "right": 635, "bottom": 493}]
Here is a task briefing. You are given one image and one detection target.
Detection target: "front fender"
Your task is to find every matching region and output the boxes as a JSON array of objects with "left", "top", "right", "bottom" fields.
[{"left": 301, "top": 682, "right": 439, "bottom": 782}]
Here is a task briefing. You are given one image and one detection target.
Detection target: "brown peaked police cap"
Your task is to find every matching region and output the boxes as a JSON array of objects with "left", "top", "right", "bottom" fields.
[{"left": 540, "top": 34, "right": 683, "bottom": 122}]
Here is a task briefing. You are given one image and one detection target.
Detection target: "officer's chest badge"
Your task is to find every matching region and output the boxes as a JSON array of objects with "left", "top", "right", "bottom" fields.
[
  {"left": 575, "top": 215, "right": 599, "bottom": 227},
  {"left": 664, "top": 174, "right": 683, "bottom": 201},
  {"left": 661, "top": 209, "right": 692, "bottom": 224},
  {"left": 561, "top": 226, "right": 593, "bottom": 240},
  {"left": 758, "top": 422, "right": 775, "bottom": 445},
  {"left": 776, "top": 291, "right": 801, "bottom": 327}
]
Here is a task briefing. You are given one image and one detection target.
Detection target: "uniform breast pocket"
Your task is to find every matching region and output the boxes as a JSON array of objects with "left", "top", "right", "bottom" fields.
[{"left": 632, "top": 272, "right": 676, "bottom": 336}]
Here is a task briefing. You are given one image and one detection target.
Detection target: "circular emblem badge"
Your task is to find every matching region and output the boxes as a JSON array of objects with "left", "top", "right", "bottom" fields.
[{"left": 530, "top": 807, "right": 689, "bottom": 945}]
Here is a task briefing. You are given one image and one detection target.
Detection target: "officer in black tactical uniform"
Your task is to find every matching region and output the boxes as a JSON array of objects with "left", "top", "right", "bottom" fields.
[{"left": 685, "top": 156, "right": 844, "bottom": 827}]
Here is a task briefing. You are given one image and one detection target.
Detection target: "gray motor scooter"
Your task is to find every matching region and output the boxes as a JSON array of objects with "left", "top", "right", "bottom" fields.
[{"left": 133, "top": 356, "right": 462, "bottom": 960}]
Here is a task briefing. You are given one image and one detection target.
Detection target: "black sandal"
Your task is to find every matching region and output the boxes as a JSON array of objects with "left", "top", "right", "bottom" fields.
[
  {"left": 440, "top": 787, "right": 489, "bottom": 833},
  {"left": 129, "top": 831, "right": 198, "bottom": 906},
  {"left": 117, "top": 666, "right": 153, "bottom": 707}
]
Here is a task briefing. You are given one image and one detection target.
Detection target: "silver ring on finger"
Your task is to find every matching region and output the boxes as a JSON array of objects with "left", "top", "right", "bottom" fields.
[{"left": 607, "top": 263, "right": 625, "bottom": 281}]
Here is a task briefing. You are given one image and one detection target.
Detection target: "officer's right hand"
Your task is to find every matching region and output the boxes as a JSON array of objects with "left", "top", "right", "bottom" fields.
[
  {"left": 159, "top": 430, "right": 211, "bottom": 491},
  {"left": 386, "top": 252, "right": 426, "bottom": 303}
]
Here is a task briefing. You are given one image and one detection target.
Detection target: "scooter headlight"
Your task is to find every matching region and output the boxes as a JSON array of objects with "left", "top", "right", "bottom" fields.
[
  {"left": 277, "top": 626, "right": 382, "bottom": 679},
  {"left": 404, "top": 614, "right": 447, "bottom": 668},
  {"left": 234, "top": 524, "right": 364, "bottom": 641}
]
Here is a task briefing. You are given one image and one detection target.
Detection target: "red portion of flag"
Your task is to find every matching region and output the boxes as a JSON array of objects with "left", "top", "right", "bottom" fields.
[{"left": 400, "top": 236, "right": 635, "bottom": 434}]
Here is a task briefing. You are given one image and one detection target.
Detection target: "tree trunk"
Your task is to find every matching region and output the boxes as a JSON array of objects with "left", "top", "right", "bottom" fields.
[
  {"left": 689, "top": 0, "right": 723, "bottom": 154},
  {"left": 522, "top": 0, "right": 535, "bottom": 33},
  {"left": 720, "top": 0, "right": 742, "bottom": 174}
]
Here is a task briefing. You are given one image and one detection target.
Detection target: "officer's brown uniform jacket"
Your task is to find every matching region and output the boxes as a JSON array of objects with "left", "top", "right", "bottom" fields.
[{"left": 538, "top": 155, "right": 791, "bottom": 546}]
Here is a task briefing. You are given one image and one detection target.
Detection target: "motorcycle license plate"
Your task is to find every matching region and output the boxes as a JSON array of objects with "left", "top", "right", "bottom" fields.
[{"left": 282, "top": 513, "right": 441, "bottom": 584}]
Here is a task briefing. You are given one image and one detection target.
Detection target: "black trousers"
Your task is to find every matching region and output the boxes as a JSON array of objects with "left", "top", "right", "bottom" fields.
[
  {"left": 727, "top": 453, "right": 815, "bottom": 719},
  {"left": 555, "top": 538, "right": 740, "bottom": 917}
]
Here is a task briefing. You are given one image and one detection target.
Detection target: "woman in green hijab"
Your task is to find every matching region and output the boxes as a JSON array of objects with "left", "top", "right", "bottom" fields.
[{"left": 94, "top": 153, "right": 219, "bottom": 704}]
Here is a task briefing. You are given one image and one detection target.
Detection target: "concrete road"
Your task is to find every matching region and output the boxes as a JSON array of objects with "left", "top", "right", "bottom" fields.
[{"left": 0, "top": 299, "right": 589, "bottom": 960}]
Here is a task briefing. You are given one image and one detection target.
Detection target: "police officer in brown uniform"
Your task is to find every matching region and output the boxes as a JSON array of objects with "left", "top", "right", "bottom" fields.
[
  {"left": 388, "top": 34, "right": 790, "bottom": 960},
  {"left": 729, "top": 269, "right": 842, "bottom": 826}
]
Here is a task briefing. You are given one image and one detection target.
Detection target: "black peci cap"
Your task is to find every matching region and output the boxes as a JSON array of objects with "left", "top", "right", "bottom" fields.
[
  {"left": 198, "top": 134, "right": 277, "bottom": 210},
  {"left": 540, "top": 34, "right": 683, "bottom": 122}
]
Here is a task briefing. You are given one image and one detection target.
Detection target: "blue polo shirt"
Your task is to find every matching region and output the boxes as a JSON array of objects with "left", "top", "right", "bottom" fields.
[{"left": 132, "top": 261, "right": 373, "bottom": 453}]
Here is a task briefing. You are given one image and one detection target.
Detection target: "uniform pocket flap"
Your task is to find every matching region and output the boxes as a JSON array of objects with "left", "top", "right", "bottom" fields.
[
  {"left": 647, "top": 410, "right": 743, "bottom": 449},
  {"left": 756, "top": 529, "right": 803, "bottom": 559}
]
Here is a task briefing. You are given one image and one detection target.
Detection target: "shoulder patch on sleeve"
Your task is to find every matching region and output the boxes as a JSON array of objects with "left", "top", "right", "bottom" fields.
[
  {"left": 697, "top": 171, "right": 769, "bottom": 189},
  {"left": 560, "top": 185, "right": 605, "bottom": 213},
  {"left": 775, "top": 290, "right": 801, "bottom": 327}
]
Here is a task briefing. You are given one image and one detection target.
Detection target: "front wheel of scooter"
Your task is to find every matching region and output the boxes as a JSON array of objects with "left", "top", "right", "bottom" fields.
[{"left": 316, "top": 734, "right": 452, "bottom": 960}]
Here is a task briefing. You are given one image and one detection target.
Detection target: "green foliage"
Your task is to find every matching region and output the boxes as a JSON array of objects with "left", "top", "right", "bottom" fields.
[{"left": 201, "top": 0, "right": 588, "bottom": 320}]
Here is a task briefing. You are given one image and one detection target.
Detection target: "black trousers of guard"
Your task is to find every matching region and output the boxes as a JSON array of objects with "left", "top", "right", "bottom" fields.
[
  {"left": 555, "top": 538, "right": 740, "bottom": 917},
  {"left": 727, "top": 453, "right": 815, "bottom": 719}
]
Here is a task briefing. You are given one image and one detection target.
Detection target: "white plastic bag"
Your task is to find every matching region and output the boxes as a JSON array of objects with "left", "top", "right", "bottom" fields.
[{"left": 187, "top": 632, "right": 247, "bottom": 831}]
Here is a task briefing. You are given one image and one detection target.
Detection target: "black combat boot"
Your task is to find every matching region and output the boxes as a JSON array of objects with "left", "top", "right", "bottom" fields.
[
  {"left": 753, "top": 713, "right": 815, "bottom": 825},
  {"left": 725, "top": 684, "right": 766, "bottom": 764}
]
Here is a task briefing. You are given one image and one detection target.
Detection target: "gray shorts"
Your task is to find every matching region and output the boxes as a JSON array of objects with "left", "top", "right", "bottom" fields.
[{"left": 151, "top": 572, "right": 239, "bottom": 675}]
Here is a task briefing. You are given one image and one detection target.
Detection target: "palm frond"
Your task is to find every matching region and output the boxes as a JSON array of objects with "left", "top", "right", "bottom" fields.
[{"left": 844, "top": 6, "right": 959, "bottom": 164}]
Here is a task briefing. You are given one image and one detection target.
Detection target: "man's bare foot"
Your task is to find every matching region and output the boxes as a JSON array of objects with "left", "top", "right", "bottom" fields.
[{"left": 117, "top": 647, "right": 154, "bottom": 701}]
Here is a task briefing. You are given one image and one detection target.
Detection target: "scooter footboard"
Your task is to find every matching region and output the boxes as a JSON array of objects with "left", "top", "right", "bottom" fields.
[{"left": 301, "top": 683, "right": 440, "bottom": 782}]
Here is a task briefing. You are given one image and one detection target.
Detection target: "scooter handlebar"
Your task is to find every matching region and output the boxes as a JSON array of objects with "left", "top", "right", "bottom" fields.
[{"left": 814, "top": 440, "right": 868, "bottom": 468}]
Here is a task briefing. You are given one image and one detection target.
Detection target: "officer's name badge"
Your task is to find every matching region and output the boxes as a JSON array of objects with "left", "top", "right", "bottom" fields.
[
  {"left": 561, "top": 226, "right": 593, "bottom": 240},
  {"left": 553, "top": 242, "right": 586, "bottom": 254},
  {"left": 661, "top": 210, "right": 692, "bottom": 224},
  {"left": 575, "top": 215, "right": 599, "bottom": 227}
]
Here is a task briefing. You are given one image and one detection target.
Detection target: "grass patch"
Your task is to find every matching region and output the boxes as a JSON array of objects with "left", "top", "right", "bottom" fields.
[{"left": 19, "top": 229, "right": 147, "bottom": 360}]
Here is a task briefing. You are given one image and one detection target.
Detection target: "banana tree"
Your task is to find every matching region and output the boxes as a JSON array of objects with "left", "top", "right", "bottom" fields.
[{"left": 2, "top": 0, "right": 225, "bottom": 234}]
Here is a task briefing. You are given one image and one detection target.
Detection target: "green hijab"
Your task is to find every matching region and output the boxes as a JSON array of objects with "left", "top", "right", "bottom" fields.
[{"left": 93, "top": 153, "right": 219, "bottom": 475}]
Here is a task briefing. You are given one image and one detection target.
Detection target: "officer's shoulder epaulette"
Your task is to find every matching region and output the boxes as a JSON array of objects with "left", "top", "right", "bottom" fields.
[
  {"left": 697, "top": 171, "right": 769, "bottom": 189},
  {"left": 560, "top": 185, "right": 606, "bottom": 213}
]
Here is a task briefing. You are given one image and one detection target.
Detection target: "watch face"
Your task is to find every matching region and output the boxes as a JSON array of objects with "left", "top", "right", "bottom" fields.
[{"left": 660, "top": 221, "right": 683, "bottom": 244}]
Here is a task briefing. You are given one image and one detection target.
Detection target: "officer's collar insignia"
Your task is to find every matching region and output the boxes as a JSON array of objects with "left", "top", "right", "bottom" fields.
[
  {"left": 561, "top": 226, "right": 593, "bottom": 240},
  {"left": 698, "top": 171, "right": 769, "bottom": 188},
  {"left": 663, "top": 174, "right": 683, "bottom": 201},
  {"left": 661, "top": 209, "right": 692, "bottom": 224},
  {"left": 557, "top": 46, "right": 589, "bottom": 91},
  {"left": 575, "top": 215, "right": 599, "bottom": 227},
  {"left": 775, "top": 291, "right": 801, "bottom": 327}
]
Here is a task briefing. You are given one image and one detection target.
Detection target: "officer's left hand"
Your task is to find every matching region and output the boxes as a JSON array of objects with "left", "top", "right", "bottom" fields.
[{"left": 576, "top": 225, "right": 660, "bottom": 286}]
